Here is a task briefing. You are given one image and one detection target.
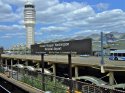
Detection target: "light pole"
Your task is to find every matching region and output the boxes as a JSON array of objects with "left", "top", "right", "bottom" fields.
[
  {"left": 0, "top": 53, "right": 1, "bottom": 64},
  {"left": 100, "top": 32, "right": 105, "bottom": 73}
]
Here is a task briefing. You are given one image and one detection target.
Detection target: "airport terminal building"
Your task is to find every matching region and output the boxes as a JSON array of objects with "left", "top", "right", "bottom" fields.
[{"left": 31, "top": 38, "right": 92, "bottom": 55}]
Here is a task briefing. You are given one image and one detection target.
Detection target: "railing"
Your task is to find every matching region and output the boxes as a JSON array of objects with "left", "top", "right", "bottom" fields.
[
  {"left": 0, "top": 65, "right": 125, "bottom": 93},
  {"left": 0, "top": 85, "right": 11, "bottom": 93}
]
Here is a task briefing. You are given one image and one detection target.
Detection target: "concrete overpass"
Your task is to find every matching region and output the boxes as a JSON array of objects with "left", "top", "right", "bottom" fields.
[
  {"left": 1, "top": 54, "right": 125, "bottom": 85},
  {"left": 1, "top": 54, "right": 125, "bottom": 71}
]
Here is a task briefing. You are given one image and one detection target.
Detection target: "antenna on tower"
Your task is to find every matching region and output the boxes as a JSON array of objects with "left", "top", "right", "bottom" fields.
[
  {"left": 25, "top": 0, "right": 28, "bottom": 3},
  {"left": 25, "top": 0, "right": 33, "bottom": 4}
]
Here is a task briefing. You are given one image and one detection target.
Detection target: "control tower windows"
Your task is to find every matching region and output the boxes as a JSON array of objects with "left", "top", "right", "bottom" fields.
[{"left": 25, "top": 5, "right": 34, "bottom": 8}]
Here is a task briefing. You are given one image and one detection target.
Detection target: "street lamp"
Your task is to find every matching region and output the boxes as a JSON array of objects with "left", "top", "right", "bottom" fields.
[{"left": 100, "top": 32, "right": 105, "bottom": 73}]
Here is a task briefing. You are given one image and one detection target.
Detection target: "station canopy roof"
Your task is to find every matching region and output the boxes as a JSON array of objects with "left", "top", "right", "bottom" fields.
[{"left": 75, "top": 76, "right": 108, "bottom": 86}]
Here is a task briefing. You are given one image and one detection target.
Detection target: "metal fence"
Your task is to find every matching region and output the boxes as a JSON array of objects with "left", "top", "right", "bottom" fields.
[{"left": 0, "top": 65, "right": 125, "bottom": 93}]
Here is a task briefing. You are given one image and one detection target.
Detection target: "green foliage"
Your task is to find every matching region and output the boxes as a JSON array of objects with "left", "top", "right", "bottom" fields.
[
  {"left": 0, "top": 66, "right": 4, "bottom": 73},
  {"left": 21, "top": 75, "right": 67, "bottom": 93},
  {"left": 45, "top": 78, "right": 67, "bottom": 93}
]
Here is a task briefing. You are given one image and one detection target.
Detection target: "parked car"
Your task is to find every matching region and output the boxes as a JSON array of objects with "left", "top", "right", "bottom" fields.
[
  {"left": 80, "top": 54, "right": 90, "bottom": 57},
  {"left": 24, "top": 66, "right": 36, "bottom": 71},
  {"left": 13, "top": 64, "right": 24, "bottom": 69},
  {"left": 35, "top": 68, "right": 52, "bottom": 75}
]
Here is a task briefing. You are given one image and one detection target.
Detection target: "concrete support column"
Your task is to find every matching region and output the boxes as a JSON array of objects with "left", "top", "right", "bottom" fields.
[
  {"left": 52, "top": 63, "right": 56, "bottom": 83},
  {"left": 25, "top": 61, "right": 28, "bottom": 66},
  {"left": 11, "top": 59, "right": 13, "bottom": 69},
  {"left": 0, "top": 58, "right": 3, "bottom": 65},
  {"left": 75, "top": 66, "right": 78, "bottom": 78},
  {"left": 109, "top": 71, "right": 114, "bottom": 85},
  {"left": 75, "top": 66, "right": 79, "bottom": 90},
  {"left": 36, "top": 62, "right": 40, "bottom": 68},
  {"left": 5, "top": 59, "right": 8, "bottom": 67},
  {"left": 52, "top": 63, "right": 56, "bottom": 76},
  {"left": 17, "top": 60, "right": 20, "bottom": 64}
]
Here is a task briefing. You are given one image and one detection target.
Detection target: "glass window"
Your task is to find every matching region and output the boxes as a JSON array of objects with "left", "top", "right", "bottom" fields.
[
  {"left": 118, "top": 53, "right": 122, "bottom": 57},
  {"left": 110, "top": 53, "right": 113, "bottom": 56},
  {"left": 25, "top": 5, "right": 34, "bottom": 8},
  {"left": 25, "top": 5, "right": 27, "bottom": 8},
  {"left": 123, "top": 53, "right": 125, "bottom": 57},
  {"left": 114, "top": 53, "right": 117, "bottom": 56}
]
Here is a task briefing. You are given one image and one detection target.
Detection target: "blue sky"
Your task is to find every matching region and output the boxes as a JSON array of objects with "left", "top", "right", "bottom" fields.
[{"left": 0, "top": 0, "right": 125, "bottom": 49}]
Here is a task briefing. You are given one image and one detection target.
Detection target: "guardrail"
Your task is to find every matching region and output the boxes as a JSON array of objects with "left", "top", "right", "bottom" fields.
[
  {"left": 0, "top": 85, "right": 11, "bottom": 93},
  {"left": 0, "top": 65, "right": 125, "bottom": 93}
]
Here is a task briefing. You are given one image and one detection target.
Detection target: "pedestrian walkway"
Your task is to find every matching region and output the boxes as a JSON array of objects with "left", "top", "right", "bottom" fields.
[{"left": 0, "top": 73, "right": 43, "bottom": 93}]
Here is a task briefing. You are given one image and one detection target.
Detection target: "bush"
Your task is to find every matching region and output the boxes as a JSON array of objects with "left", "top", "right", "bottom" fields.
[
  {"left": 21, "top": 75, "right": 67, "bottom": 93},
  {"left": 0, "top": 66, "right": 4, "bottom": 73}
]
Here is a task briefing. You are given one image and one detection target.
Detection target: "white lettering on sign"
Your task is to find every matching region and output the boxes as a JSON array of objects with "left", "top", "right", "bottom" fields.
[
  {"left": 54, "top": 47, "right": 62, "bottom": 50},
  {"left": 46, "top": 44, "right": 54, "bottom": 47},
  {"left": 45, "top": 47, "right": 62, "bottom": 51},
  {"left": 45, "top": 48, "right": 53, "bottom": 50},
  {"left": 39, "top": 43, "right": 69, "bottom": 48},
  {"left": 55, "top": 43, "right": 69, "bottom": 47}
]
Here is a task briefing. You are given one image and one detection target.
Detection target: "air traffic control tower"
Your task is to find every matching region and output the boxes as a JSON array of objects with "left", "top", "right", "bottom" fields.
[{"left": 24, "top": 1, "right": 36, "bottom": 48}]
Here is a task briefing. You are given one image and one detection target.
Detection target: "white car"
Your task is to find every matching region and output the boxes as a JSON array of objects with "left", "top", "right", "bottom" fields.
[
  {"left": 35, "top": 68, "right": 52, "bottom": 75},
  {"left": 24, "top": 66, "right": 36, "bottom": 71},
  {"left": 13, "top": 64, "right": 24, "bottom": 69},
  {"left": 80, "top": 54, "right": 90, "bottom": 57}
]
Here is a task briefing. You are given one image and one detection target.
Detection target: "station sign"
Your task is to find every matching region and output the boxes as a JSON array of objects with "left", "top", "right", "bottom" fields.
[{"left": 31, "top": 39, "right": 92, "bottom": 55}]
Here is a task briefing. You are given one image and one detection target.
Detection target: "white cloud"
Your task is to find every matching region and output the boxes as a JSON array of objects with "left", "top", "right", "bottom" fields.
[
  {"left": 63, "top": 9, "right": 125, "bottom": 33},
  {"left": 6, "top": 33, "right": 25, "bottom": 36},
  {"left": 35, "top": 32, "right": 43, "bottom": 35},
  {"left": 50, "top": 34, "right": 63, "bottom": 37},
  {"left": 84, "top": 9, "right": 125, "bottom": 32},
  {"left": 0, "top": 1, "right": 12, "bottom": 14},
  {"left": 1, "top": 33, "right": 25, "bottom": 39},
  {"left": 0, "top": 25, "right": 25, "bottom": 32},
  {"left": 2, "top": 0, "right": 25, "bottom": 6},
  {"left": 35, "top": 0, "right": 59, "bottom": 11},
  {"left": 41, "top": 26, "right": 70, "bottom": 33},
  {"left": 96, "top": 3, "right": 109, "bottom": 11},
  {"left": 0, "top": 32, "right": 25, "bottom": 39},
  {"left": 37, "top": 2, "right": 94, "bottom": 24},
  {"left": 0, "top": 0, "right": 22, "bottom": 22},
  {"left": 0, "top": 36, "right": 11, "bottom": 39}
]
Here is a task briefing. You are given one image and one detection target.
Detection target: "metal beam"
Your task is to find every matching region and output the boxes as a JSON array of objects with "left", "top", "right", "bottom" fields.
[{"left": 68, "top": 54, "right": 73, "bottom": 93}]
